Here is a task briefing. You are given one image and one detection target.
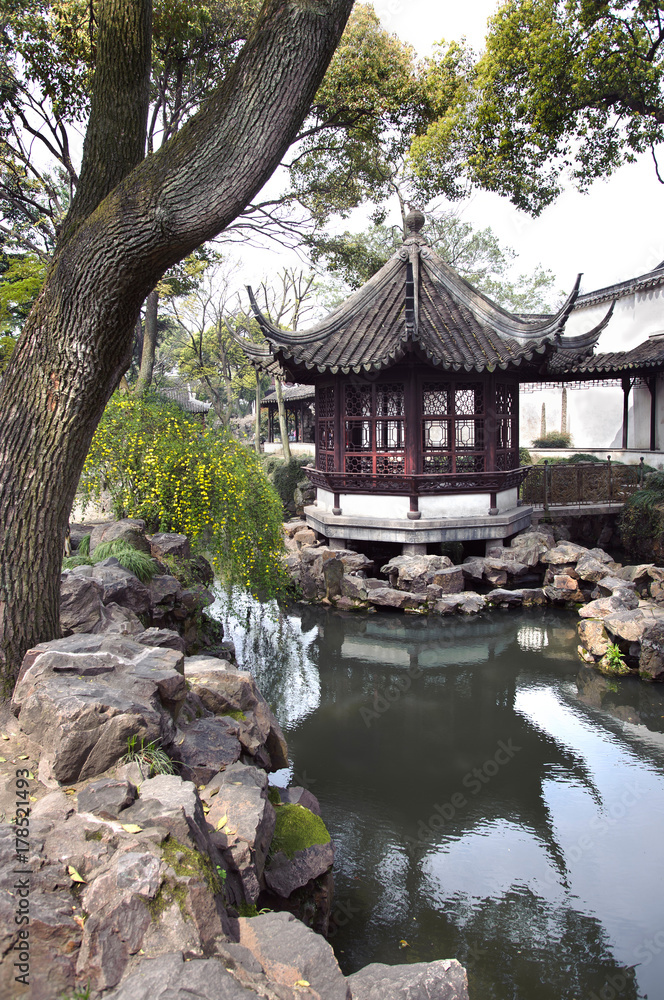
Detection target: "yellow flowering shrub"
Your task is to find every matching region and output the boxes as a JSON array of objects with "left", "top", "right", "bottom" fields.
[{"left": 78, "top": 393, "right": 289, "bottom": 596}]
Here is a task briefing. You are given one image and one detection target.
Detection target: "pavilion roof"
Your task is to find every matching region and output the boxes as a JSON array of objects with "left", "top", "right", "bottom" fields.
[
  {"left": 246, "top": 213, "right": 612, "bottom": 380},
  {"left": 549, "top": 332, "right": 664, "bottom": 378}
]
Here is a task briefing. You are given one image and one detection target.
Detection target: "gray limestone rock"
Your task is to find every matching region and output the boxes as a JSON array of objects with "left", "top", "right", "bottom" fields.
[
  {"left": 579, "top": 594, "right": 639, "bottom": 619},
  {"left": 380, "top": 554, "right": 454, "bottom": 593},
  {"left": 486, "top": 589, "right": 524, "bottom": 607},
  {"left": 148, "top": 532, "right": 191, "bottom": 560},
  {"left": 12, "top": 635, "right": 185, "bottom": 784},
  {"left": 60, "top": 571, "right": 105, "bottom": 633},
  {"left": 434, "top": 592, "right": 486, "bottom": 615},
  {"left": 237, "top": 911, "right": 351, "bottom": 1000},
  {"left": 94, "top": 601, "right": 144, "bottom": 636},
  {"left": 577, "top": 619, "right": 610, "bottom": 658},
  {"left": 105, "top": 952, "right": 263, "bottom": 1000},
  {"left": 541, "top": 542, "right": 589, "bottom": 565},
  {"left": 264, "top": 841, "right": 335, "bottom": 898},
  {"left": 369, "top": 588, "right": 427, "bottom": 610},
  {"left": 347, "top": 958, "right": 469, "bottom": 1000},
  {"left": 77, "top": 778, "right": 137, "bottom": 819},
  {"left": 172, "top": 716, "right": 243, "bottom": 784},
  {"left": 91, "top": 564, "right": 152, "bottom": 615},
  {"left": 134, "top": 628, "right": 187, "bottom": 655},
  {"left": 639, "top": 623, "right": 664, "bottom": 681}
]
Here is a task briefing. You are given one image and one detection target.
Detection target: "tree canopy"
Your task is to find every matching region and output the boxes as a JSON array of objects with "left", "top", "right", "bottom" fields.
[{"left": 410, "top": 0, "right": 664, "bottom": 214}]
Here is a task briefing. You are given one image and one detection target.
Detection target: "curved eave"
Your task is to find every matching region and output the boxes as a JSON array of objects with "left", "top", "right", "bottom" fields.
[
  {"left": 557, "top": 302, "right": 615, "bottom": 352},
  {"left": 246, "top": 254, "right": 405, "bottom": 348},
  {"left": 422, "top": 250, "right": 581, "bottom": 342}
]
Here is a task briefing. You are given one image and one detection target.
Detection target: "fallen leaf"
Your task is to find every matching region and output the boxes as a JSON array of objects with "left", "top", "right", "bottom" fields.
[
  {"left": 26, "top": 772, "right": 35, "bottom": 780},
  {"left": 295, "top": 981, "right": 310, "bottom": 988},
  {"left": 121, "top": 823, "right": 143, "bottom": 833},
  {"left": 215, "top": 814, "right": 228, "bottom": 831},
  {"left": 73, "top": 915, "right": 86, "bottom": 929},
  {"left": 209, "top": 787, "right": 219, "bottom": 797},
  {"left": 232, "top": 781, "right": 242, "bottom": 785},
  {"left": 1, "top": 734, "right": 9, "bottom": 740},
  {"left": 202, "top": 803, "right": 210, "bottom": 814},
  {"left": 399, "top": 939, "right": 409, "bottom": 949},
  {"left": 0, "top": 757, "right": 6, "bottom": 763},
  {"left": 17, "top": 755, "right": 28, "bottom": 760},
  {"left": 64, "top": 789, "right": 76, "bottom": 795},
  {"left": 68, "top": 866, "right": 86, "bottom": 884}
]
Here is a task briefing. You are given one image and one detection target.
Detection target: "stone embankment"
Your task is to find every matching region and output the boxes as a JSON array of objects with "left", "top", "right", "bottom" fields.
[
  {"left": 0, "top": 520, "right": 469, "bottom": 1000},
  {"left": 284, "top": 521, "right": 664, "bottom": 682}
]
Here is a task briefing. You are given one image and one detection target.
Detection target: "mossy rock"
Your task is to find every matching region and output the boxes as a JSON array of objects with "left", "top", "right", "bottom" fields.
[{"left": 269, "top": 803, "right": 330, "bottom": 860}]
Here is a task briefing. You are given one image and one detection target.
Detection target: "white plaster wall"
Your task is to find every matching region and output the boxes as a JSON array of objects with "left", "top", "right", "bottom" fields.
[
  {"left": 316, "top": 487, "right": 518, "bottom": 519},
  {"left": 565, "top": 285, "right": 664, "bottom": 351}
]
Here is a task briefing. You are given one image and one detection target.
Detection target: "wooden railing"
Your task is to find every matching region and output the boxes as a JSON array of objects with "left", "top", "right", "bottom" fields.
[{"left": 519, "top": 458, "right": 645, "bottom": 509}]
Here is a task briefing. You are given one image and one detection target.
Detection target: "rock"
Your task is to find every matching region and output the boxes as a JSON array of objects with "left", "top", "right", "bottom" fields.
[
  {"left": 237, "top": 911, "right": 351, "bottom": 1000},
  {"left": 92, "top": 564, "right": 152, "bottom": 615},
  {"left": 486, "top": 589, "right": 524, "bottom": 607},
  {"left": 134, "top": 628, "right": 187, "bottom": 655},
  {"left": 434, "top": 592, "right": 486, "bottom": 615},
  {"left": 578, "top": 619, "right": 610, "bottom": 657},
  {"left": 460, "top": 558, "right": 485, "bottom": 583},
  {"left": 184, "top": 656, "right": 289, "bottom": 771},
  {"left": 203, "top": 762, "right": 276, "bottom": 903},
  {"left": 369, "top": 588, "right": 427, "bottom": 610},
  {"left": 278, "top": 786, "right": 322, "bottom": 816},
  {"left": 579, "top": 594, "right": 639, "bottom": 618},
  {"left": 508, "top": 530, "right": 553, "bottom": 567},
  {"left": 172, "top": 716, "right": 243, "bottom": 784},
  {"left": 12, "top": 635, "right": 185, "bottom": 784},
  {"left": 264, "top": 841, "right": 335, "bottom": 899},
  {"left": 341, "top": 574, "right": 369, "bottom": 601},
  {"left": 593, "top": 576, "right": 637, "bottom": 598},
  {"left": 293, "top": 528, "right": 317, "bottom": 548},
  {"left": 521, "top": 588, "right": 547, "bottom": 606},
  {"left": 149, "top": 574, "right": 184, "bottom": 610},
  {"left": 122, "top": 774, "right": 211, "bottom": 853},
  {"left": 587, "top": 547, "right": 614, "bottom": 564},
  {"left": 77, "top": 778, "right": 137, "bottom": 819},
  {"left": 604, "top": 610, "right": 650, "bottom": 644},
  {"left": 639, "top": 623, "right": 664, "bottom": 681},
  {"left": 575, "top": 555, "right": 612, "bottom": 584},
  {"left": 347, "top": 958, "right": 469, "bottom": 1000},
  {"left": 90, "top": 518, "right": 151, "bottom": 555},
  {"left": 104, "top": 952, "right": 252, "bottom": 1000},
  {"left": 542, "top": 542, "right": 589, "bottom": 566},
  {"left": 430, "top": 566, "right": 465, "bottom": 593},
  {"left": 544, "top": 575, "right": 586, "bottom": 604},
  {"left": 148, "top": 532, "right": 191, "bottom": 560},
  {"left": 60, "top": 571, "right": 105, "bottom": 633},
  {"left": 323, "top": 557, "right": 345, "bottom": 599},
  {"left": 284, "top": 519, "right": 308, "bottom": 538},
  {"left": 380, "top": 554, "right": 454, "bottom": 593},
  {"left": 95, "top": 601, "right": 145, "bottom": 636}
]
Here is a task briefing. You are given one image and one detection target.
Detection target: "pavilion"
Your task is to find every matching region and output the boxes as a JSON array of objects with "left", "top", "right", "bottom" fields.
[{"left": 244, "top": 212, "right": 613, "bottom": 552}]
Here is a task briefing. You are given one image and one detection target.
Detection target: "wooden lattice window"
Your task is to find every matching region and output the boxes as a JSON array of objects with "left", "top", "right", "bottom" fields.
[
  {"left": 422, "top": 381, "right": 485, "bottom": 473},
  {"left": 316, "top": 385, "right": 335, "bottom": 471},
  {"left": 344, "top": 381, "right": 405, "bottom": 474},
  {"left": 495, "top": 382, "right": 518, "bottom": 471}
]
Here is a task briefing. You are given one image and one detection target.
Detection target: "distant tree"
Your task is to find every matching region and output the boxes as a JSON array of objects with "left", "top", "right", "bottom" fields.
[{"left": 410, "top": 0, "right": 664, "bottom": 214}]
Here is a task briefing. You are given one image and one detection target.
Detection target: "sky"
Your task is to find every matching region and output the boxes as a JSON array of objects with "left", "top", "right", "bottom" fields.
[{"left": 372, "top": 0, "right": 664, "bottom": 295}]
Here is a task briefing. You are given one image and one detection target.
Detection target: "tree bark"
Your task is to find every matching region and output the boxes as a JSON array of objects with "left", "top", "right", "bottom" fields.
[
  {"left": 255, "top": 370, "right": 262, "bottom": 454},
  {"left": 134, "top": 289, "right": 159, "bottom": 396},
  {"left": 0, "top": 0, "right": 354, "bottom": 692},
  {"left": 275, "top": 378, "right": 291, "bottom": 461}
]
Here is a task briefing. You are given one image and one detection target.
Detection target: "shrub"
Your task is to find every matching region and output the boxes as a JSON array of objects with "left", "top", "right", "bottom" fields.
[
  {"left": 270, "top": 456, "right": 311, "bottom": 509},
  {"left": 532, "top": 431, "right": 572, "bottom": 448},
  {"left": 78, "top": 393, "right": 288, "bottom": 597},
  {"left": 619, "top": 472, "right": 664, "bottom": 561}
]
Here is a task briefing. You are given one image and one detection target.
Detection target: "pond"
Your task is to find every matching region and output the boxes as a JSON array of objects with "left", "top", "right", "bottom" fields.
[{"left": 210, "top": 593, "right": 664, "bottom": 1000}]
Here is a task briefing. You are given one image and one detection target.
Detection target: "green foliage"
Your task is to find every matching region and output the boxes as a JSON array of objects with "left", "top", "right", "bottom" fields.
[
  {"left": 0, "top": 334, "right": 16, "bottom": 372},
  {"left": 91, "top": 541, "right": 158, "bottom": 583},
  {"left": 306, "top": 210, "right": 558, "bottom": 311},
  {"left": 270, "top": 457, "right": 311, "bottom": 510},
  {"left": 78, "top": 393, "right": 288, "bottom": 597},
  {"left": 410, "top": 0, "right": 664, "bottom": 214},
  {"left": 532, "top": 431, "right": 572, "bottom": 448},
  {"left": 519, "top": 448, "right": 532, "bottom": 466},
  {"left": 62, "top": 554, "right": 94, "bottom": 570},
  {"left": 605, "top": 643, "right": 626, "bottom": 671},
  {"left": 78, "top": 533, "right": 91, "bottom": 555},
  {"left": 121, "top": 735, "right": 176, "bottom": 778},
  {"left": 619, "top": 472, "right": 664, "bottom": 561},
  {"left": 269, "top": 803, "right": 331, "bottom": 861},
  {"left": 0, "top": 255, "right": 47, "bottom": 332}
]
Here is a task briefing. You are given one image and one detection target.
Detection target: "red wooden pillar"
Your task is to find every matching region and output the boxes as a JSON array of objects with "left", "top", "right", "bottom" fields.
[{"left": 486, "top": 374, "right": 497, "bottom": 472}]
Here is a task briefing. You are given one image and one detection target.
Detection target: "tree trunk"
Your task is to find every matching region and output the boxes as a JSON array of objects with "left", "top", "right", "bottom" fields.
[
  {"left": 255, "top": 371, "right": 262, "bottom": 455},
  {"left": 0, "top": 0, "right": 354, "bottom": 692},
  {"left": 275, "top": 378, "right": 291, "bottom": 461},
  {"left": 134, "top": 289, "right": 159, "bottom": 395}
]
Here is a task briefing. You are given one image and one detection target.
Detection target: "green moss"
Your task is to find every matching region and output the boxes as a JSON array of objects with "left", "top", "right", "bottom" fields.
[
  {"left": 269, "top": 804, "right": 330, "bottom": 861},
  {"left": 222, "top": 709, "right": 246, "bottom": 723},
  {"left": 267, "top": 786, "right": 281, "bottom": 806},
  {"left": 147, "top": 879, "right": 189, "bottom": 921},
  {"left": 237, "top": 901, "right": 259, "bottom": 917},
  {"left": 84, "top": 830, "right": 103, "bottom": 842},
  {"left": 160, "top": 835, "right": 222, "bottom": 895}
]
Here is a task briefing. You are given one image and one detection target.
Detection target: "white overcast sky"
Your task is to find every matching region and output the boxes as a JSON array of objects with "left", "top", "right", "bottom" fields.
[{"left": 373, "top": 0, "right": 664, "bottom": 294}]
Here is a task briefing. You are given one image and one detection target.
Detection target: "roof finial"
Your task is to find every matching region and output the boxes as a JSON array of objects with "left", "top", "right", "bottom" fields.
[{"left": 404, "top": 209, "right": 425, "bottom": 238}]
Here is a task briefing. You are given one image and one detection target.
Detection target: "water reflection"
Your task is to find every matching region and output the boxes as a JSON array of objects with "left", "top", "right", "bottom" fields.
[{"left": 211, "top": 594, "right": 664, "bottom": 1000}]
